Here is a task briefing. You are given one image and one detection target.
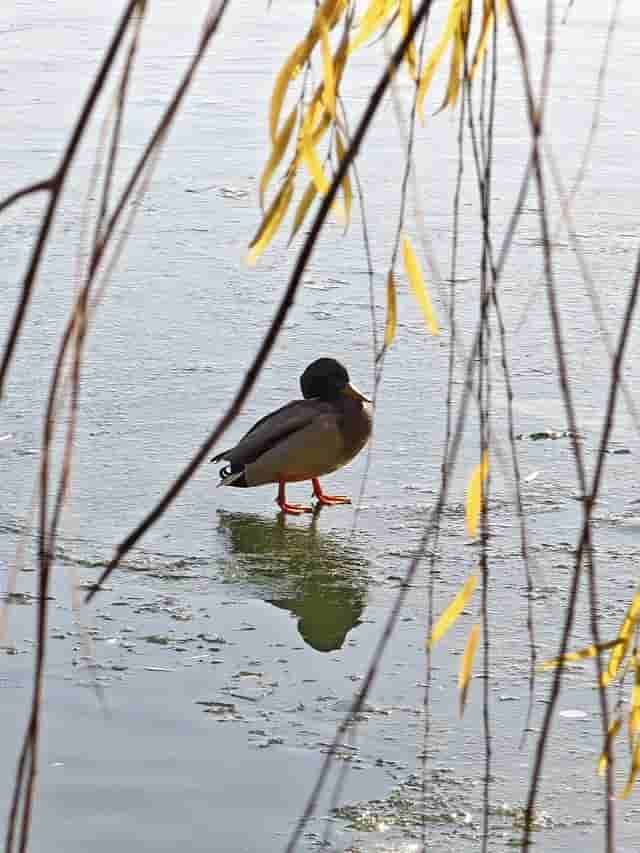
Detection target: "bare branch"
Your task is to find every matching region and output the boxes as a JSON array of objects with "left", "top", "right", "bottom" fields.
[{"left": 0, "top": 180, "right": 53, "bottom": 217}]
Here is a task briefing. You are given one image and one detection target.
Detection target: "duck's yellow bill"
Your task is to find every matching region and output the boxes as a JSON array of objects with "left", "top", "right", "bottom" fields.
[{"left": 343, "top": 382, "right": 371, "bottom": 403}]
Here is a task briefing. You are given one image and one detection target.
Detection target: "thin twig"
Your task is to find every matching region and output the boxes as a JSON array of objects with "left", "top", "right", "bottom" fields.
[{"left": 0, "top": 180, "right": 53, "bottom": 217}]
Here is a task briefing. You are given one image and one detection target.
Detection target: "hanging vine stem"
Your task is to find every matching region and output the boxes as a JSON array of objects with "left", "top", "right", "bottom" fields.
[
  {"left": 4, "top": 4, "right": 231, "bottom": 851},
  {"left": 477, "top": 6, "right": 498, "bottom": 849},
  {"left": 337, "top": 95, "right": 380, "bottom": 533},
  {"left": 504, "top": 2, "right": 614, "bottom": 851}
]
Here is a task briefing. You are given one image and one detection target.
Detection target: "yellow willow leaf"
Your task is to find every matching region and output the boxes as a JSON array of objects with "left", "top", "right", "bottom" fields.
[
  {"left": 630, "top": 659, "right": 640, "bottom": 737},
  {"left": 312, "top": 0, "right": 348, "bottom": 34},
  {"left": 288, "top": 181, "right": 318, "bottom": 245},
  {"left": 311, "top": 107, "right": 333, "bottom": 147},
  {"left": 436, "top": 18, "right": 464, "bottom": 113},
  {"left": 469, "top": 0, "right": 493, "bottom": 78},
  {"left": 260, "top": 106, "right": 298, "bottom": 209},
  {"left": 310, "top": 37, "right": 348, "bottom": 145},
  {"left": 427, "top": 573, "right": 478, "bottom": 650},
  {"left": 597, "top": 717, "right": 622, "bottom": 777},
  {"left": 402, "top": 235, "right": 440, "bottom": 335},
  {"left": 269, "top": 0, "right": 347, "bottom": 142},
  {"left": 620, "top": 742, "right": 640, "bottom": 799},
  {"left": 332, "top": 199, "right": 347, "bottom": 226},
  {"left": 400, "top": 0, "right": 418, "bottom": 80},
  {"left": 341, "top": 172, "right": 352, "bottom": 228},
  {"left": 319, "top": 13, "right": 336, "bottom": 118},
  {"left": 300, "top": 110, "right": 330, "bottom": 195},
  {"left": 301, "top": 144, "right": 330, "bottom": 194},
  {"left": 247, "top": 177, "right": 294, "bottom": 265},
  {"left": 290, "top": 101, "right": 329, "bottom": 173},
  {"left": 538, "top": 639, "right": 624, "bottom": 671},
  {"left": 309, "top": 31, "right": 350, "bottom": 148},
  {"left": 631, "top": 708, "right": 640, "bottom": 741},
  {"left": 466, "top": 450, "right": 489, "bottom": 538},
  {"left": 469, "top": 0, "right": 507, "bottom": 80},
  {"left": 350, "top": 0, "right": 396, "bottom": 54},
  {"left": 291, "top": 97, "right": 326, "bottom": 168},
  {"left": 459, "top": 622, "right": 480, "bottom": 716},
  {"left": 602, "top": 591, "right": 640, "bottom": 687},
  {"left": 332, "top": 27, "right": 350, "bottom": 87},
  {"left": 335, "top": 131, "right": 353, "bottom": 229},
  {"left": 416, "top": 0, "right": 468, "bottom": 121},
  {"left": 383, "top": 271, "right": 398, "bottom": 349},
  {"left": 270, "top": 40, "right": 312, "bottom": 143},
  {"left": 304, "top": 98, "right": 327, "bottom": 150}
]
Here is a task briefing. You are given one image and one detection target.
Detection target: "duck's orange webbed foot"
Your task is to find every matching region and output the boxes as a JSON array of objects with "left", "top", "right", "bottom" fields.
[
  {"left": 312, "top": 478, "right": 352, "bottom": 506},
  {"left": 277, "top": 500, "right": 314, "bottom": 515},
  {"left": 276, "top": 482, "right": 313, "bottom": 515}
]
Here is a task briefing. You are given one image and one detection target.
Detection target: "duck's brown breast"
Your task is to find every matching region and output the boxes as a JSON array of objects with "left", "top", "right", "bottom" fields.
[{"left": 338, "top": 398, "right": 372, "bottom": 464}]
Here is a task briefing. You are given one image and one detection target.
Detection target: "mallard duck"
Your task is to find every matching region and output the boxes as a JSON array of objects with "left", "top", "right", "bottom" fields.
[{"left": 212, "top": 358, "right": 372, "bottom": 515}]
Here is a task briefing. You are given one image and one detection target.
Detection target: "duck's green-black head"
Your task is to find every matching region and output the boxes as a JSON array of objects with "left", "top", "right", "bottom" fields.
[{"left": 300, "top": 358, "right": 369, "bottom": 402}]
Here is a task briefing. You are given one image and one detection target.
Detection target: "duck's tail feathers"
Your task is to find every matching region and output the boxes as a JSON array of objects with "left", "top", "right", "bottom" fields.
[{"left": 217, "top": 463, "right": 248, "bottom": 488}]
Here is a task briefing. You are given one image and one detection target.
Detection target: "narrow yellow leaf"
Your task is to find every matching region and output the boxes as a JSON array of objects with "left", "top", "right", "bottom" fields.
[
  {"left": 466, "top": 450, "right": 489, "bottom": 538},
  {"left": 319, "top": 13, "right": 336, "bottom": 118},
  {"left": 295, "top": 94, "right": 328, "bottom": 159},
  {"left": 308, "top": 27, "right": 349, "bottom": 150},
  {"left": 306, "top": 94, "right": 326, "bottom": 137},
  {"left": 427, "top": 573, "right": 478, "bottom": 650},
  {"left": 630, "top": 658, "right": 640, "bottom": 738},
  {"left": 301, "top": 144, "right": 330, "bottom": 195},
  {"left": 269, "top": 0, "right": 346, "bottom": 143},
  {"left": 349, "top": 0, "right": 396, "bottom": 54},
  {"left": 597, "top": 717, "right": 622, "bottom": 777},
  {"left": 269, "top": 0, "right": 348, "bottom": 146},
  {"left": 288, "top": 181, "right": 318, "bottom": 245},
  {"left": 313, "top": 0, "right": 348, "bottom": 33},
  {"left": 260, "top": 106, "right": 298, "bottom": 210},
  {"left": 335, "top": 131, "right": 353, "bottom": 229},
  {"left": 402, "top": 235, "right": 440, "bottom": 335},
  {"left": 270, "top": 40, "right": 312, "bottom": 144},
  {"left": 539, "top": 639, "right": 624, "bottom": 671},
  {"left": 332, "top": 24, "right": 350, "bottom": 87},
  {"left": 416, "top": 39, "right": 450, "bottom": 121},
  {"left": 332, "top": 199, "right": 347, "bottom": 226},
  {"left": 601, "top": 591, "right": 640, "bottom": 687},
  {"left": 459, "top": 622, "right": 480, "bottom": 716},
  {"left": 399, "top": 0, "right": 418, "bottom": 80},
  {"left": 620, "top": 741, "right": 640, "bottom": 799},
  {"left": 383, "top": 271, "right": 397, "bottom": 349},
  {"left": 416, "top": 0, "right": 467, "bottom": 121},
  {"left": 247, "top": 177, "right": 294, "bottom": 265},
  {"left": 631, "top": 708, "right": 640, "bottom": 740},
  {"left": 436, "top": 17, "right": 464, "bottom": 114},
  {"left": 310, "top": 107, "right": 333, "bottom": 148},
  {"left": 300, "top": 107, "right": 330, "bottom": 195},
  {"left": 469, "top": 0, "right": 507, "bottom": 80}
]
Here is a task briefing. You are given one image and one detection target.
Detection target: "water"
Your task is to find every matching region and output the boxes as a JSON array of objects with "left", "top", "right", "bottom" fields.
[{"left": 2, "top": 1, "right": 640, "bottom": 850}]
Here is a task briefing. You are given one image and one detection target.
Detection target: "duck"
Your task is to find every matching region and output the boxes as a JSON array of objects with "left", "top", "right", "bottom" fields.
[{"left": 212, "top": 358, "right": 372, "bottom": 515}]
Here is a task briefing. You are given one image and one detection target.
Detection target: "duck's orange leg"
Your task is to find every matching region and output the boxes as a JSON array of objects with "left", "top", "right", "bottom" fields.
[
  {"left": 276, "top": 481, "right": 313, "bottom": 515},
  {"left": 312, "top": 478, "right": 351, "bottom": 506}
]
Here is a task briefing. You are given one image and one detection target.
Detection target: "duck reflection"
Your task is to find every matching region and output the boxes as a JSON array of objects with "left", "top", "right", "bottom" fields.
[{"left": 216, "top": 509, "right": 369, "bottom": 652}]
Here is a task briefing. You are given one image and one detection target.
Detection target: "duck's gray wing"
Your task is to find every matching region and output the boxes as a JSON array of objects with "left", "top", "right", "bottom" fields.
[
  {"left": 244, "top": 409, "right": 346, "bottom": 486},
  {"left": 212, "top": 399, "right": 330, "bottom": 466}
]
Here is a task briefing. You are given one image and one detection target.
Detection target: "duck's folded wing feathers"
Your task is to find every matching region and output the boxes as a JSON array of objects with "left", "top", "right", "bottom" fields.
[
  {"left": 246, "top": 410, "right": 345, "bottom": 486},
  {"left": 212, "top": 399, "right": 330, "bottom": 466}
]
